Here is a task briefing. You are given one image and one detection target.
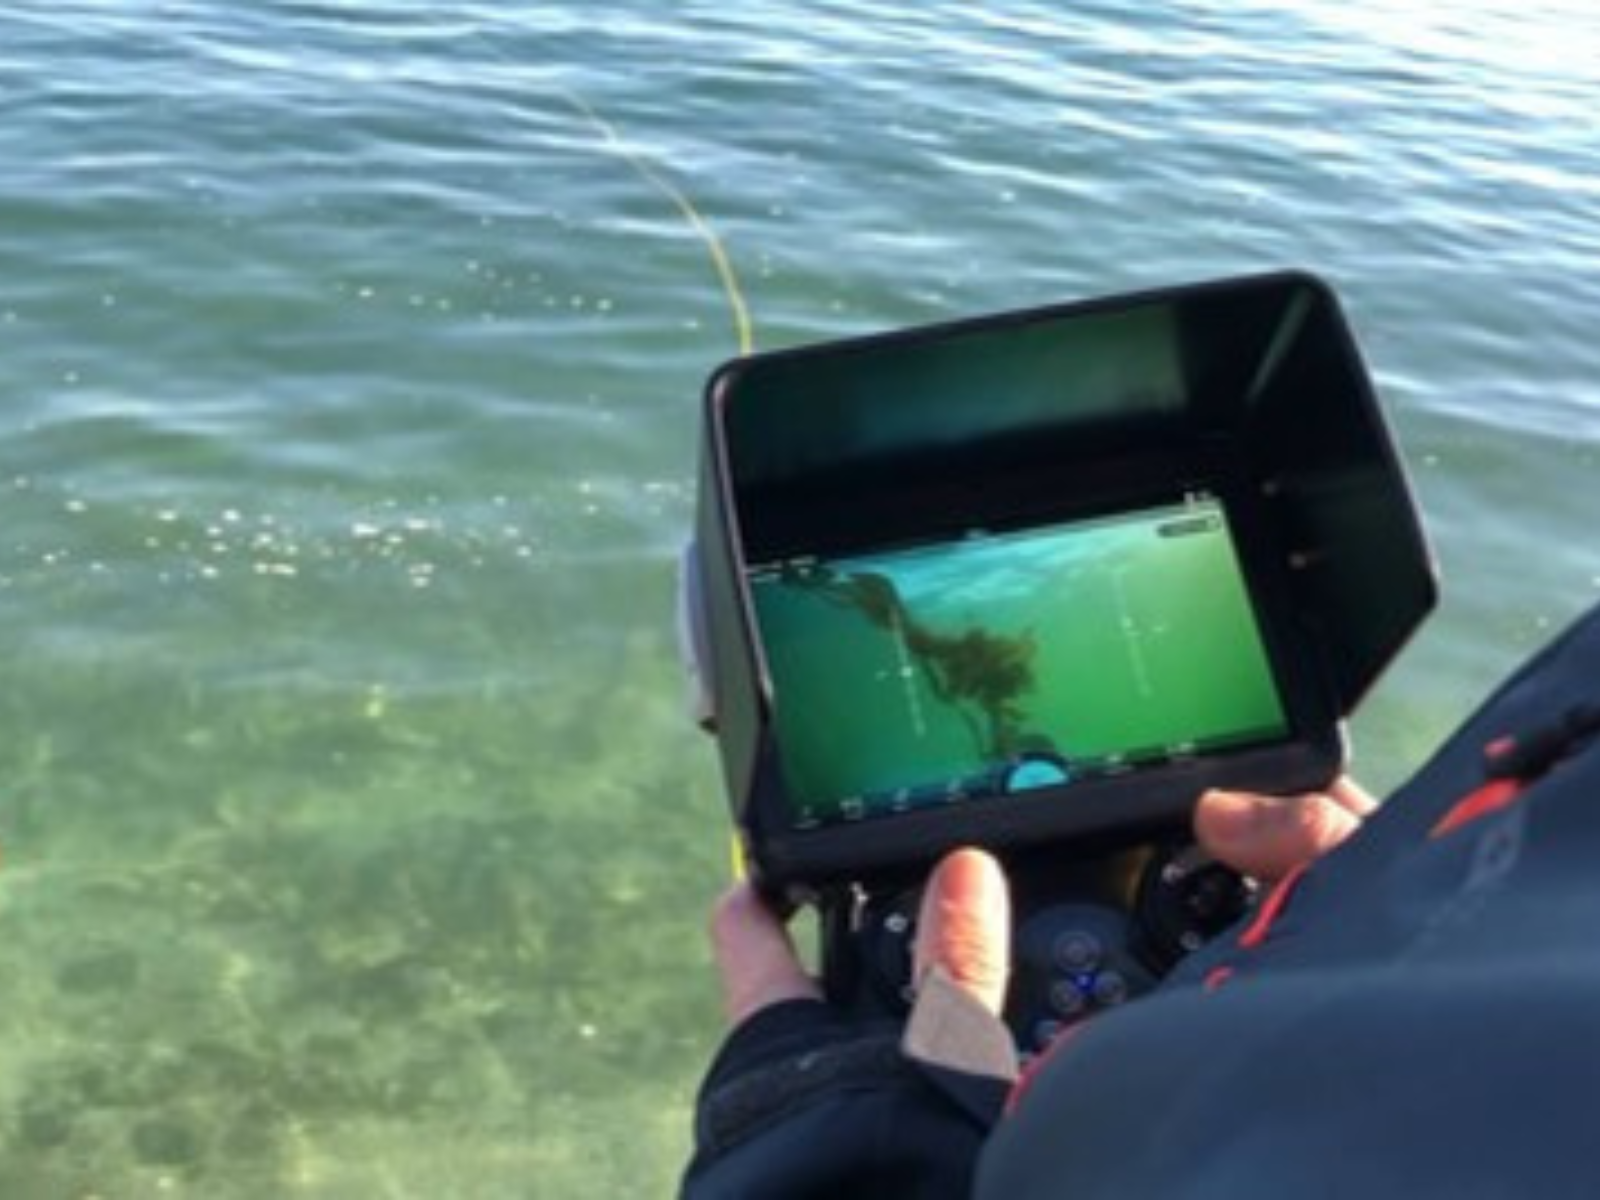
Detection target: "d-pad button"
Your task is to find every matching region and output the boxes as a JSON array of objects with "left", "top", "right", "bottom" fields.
[{"left": 1051, "top": 930, "right": 1103, "bottom": 973}]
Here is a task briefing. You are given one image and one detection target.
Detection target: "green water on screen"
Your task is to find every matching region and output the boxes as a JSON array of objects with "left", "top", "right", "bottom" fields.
[{"left": 755, "top": 501, "right": 1285, "bottom": 820}]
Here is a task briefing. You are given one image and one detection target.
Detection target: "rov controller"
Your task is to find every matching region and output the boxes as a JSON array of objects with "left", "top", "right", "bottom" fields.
[{"left": 817, "top": 842, "right": 1255, "bottom": 1053}]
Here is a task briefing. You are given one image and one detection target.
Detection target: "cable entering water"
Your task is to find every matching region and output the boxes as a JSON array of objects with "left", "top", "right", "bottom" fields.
[{"left": 559, "top": 90, "right": 755, "bottom": 355}]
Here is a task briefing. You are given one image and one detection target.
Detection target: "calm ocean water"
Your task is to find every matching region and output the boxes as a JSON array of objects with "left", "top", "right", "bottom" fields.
[{"left": 0, "top": 0, "right": 1595, "bottom": 1194}]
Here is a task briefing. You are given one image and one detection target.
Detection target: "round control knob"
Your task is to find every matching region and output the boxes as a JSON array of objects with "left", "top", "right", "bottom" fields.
[
  {"left": 1048, "top": 978, "right": 1089, "bottom": 1018},
  {"left": 1052, "top": 930, "right": 1103, "bottom": 973},
  {"left": 1092, "top": 970, "right": 1130, "bottom": 1008}
]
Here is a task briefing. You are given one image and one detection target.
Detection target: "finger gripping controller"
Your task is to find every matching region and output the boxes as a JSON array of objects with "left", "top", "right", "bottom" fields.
[{"left": 825, "top": 844, "right": 1256, "bottom": 1052}]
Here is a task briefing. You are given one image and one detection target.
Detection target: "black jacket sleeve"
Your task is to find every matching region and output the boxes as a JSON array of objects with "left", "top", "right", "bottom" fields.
[{"left": 682, "top": 998, "right": 998, "bottom": 1199}]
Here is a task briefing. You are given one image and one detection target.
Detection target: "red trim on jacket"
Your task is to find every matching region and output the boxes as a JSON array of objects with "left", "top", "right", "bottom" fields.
[
  {"left": 1430, "top": 778, "right": 1525, "bottom": 839},
  {"left": 1203, "top": 965, "right": 1236, "bottom": 992},
  {"left": 1237, "top": 863, "right": 1309, "bottom": 950}
]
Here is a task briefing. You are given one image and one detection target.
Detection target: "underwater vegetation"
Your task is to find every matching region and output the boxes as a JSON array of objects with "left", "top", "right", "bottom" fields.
[
  {"left": 909, "top": 623, "right": 1040, "bottom": 760},
  {"left": 806, "top": 566, "right": 1040, "bottom": 760},
  {"left": 0, "top": 630, "right": 726, "bottom": 1197}
]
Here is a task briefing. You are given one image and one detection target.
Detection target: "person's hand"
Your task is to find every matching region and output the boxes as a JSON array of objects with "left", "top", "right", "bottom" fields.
[
  {"left": 896, "top": 779, "right": 1372, "bottom": 1018},
  {"left": 708, "top": 847, "right": 1011, "bottom": 1028},
  {"left": 910, "top": 847, "right": 1011, "bottom": 1015},
  {"left": 1194, "top": 776, "right": 1375, "bottom": 882},
  {"left": 710, "top": 777, "right": 1373, "bottom": 1025},
  {"left": 709, "top": 882, "right": 822, "bottom": 1026}
]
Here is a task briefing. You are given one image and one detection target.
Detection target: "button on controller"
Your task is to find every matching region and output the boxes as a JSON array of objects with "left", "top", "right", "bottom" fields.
[
  {"left": 844, "top": 846, "right": 1251, "bottom": 1055},
  {"left": 1136, "top": 846, "right": 1257, "bottom": 973},
  {"left": 1014, "top": 905, "right": 1155, "bottom": 1052},
  {"left": 1047, "top": 978, "right": 1089, "bottom": 1018},
  {"left": 1092, "top": 970, "right": 1129, "bottom": 1007},
  {"left": 1052, "top": 930, "right": 1102, "bottom": 972}
]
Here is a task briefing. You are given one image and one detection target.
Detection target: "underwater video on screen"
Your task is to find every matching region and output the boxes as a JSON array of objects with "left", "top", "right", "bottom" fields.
[{"left": 747, "top": 494, "right": 1289, "bottom": 829}]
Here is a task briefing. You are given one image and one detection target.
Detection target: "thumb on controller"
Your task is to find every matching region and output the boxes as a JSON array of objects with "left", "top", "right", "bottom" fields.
[{"left": 913, "top": 847, "right": 1011, "bottom": 1016}]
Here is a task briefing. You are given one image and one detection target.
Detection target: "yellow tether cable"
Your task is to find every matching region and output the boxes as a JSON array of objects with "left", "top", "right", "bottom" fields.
[
  {"left": 559, "top": 90, "right": 755, "bottom": 356},
  {"left": 558, "top": 90, "right": 756, "bottom": 877}
]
